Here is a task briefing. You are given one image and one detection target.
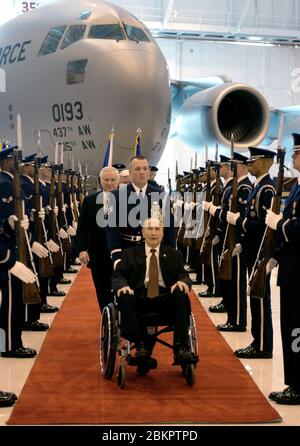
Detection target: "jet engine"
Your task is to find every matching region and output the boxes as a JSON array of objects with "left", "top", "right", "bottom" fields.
[{"left": 175, "top": 82, "right": 270, "bottom": 150}]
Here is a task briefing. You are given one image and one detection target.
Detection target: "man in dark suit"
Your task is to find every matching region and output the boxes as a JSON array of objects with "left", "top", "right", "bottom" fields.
[
  {"left": 266, "top": 133, "right": 300, "bottom": 405},
  {"left": 106, "top": 156, "right": 176, "bottom": 268},
  {"left": 112, "top": 218, "right": 193, "bottom": 364},
  {"left": 227, "top": 147, "right": 276, "bottom": 359},
  {"left": 77, "top": 166, "right": 120, "bottom": 311}
]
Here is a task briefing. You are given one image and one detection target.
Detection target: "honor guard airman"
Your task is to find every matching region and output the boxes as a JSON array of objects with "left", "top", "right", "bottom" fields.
[{"left": 227, "top": 147, "right": 276, "bottom": 358}]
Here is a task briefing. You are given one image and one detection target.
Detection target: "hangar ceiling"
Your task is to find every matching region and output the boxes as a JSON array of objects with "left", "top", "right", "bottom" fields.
[{"left": 113, "top": 0, "right": 300, "bottom": 46}]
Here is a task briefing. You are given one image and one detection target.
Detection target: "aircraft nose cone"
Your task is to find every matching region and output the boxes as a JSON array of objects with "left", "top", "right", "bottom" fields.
[{"left": 91, "top": 46, "right": 171, "bottom": 164}]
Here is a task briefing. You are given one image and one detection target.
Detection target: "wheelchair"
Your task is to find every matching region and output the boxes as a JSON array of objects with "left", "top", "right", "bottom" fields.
[{"left": 100, "top": 301, "right": 199, "bottom": 389}]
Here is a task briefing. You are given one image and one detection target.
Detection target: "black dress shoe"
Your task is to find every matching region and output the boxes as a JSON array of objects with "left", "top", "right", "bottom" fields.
[
  {"left": 269, "top": 386, "right": 292, "bottom": 401},
  {"left": 234, "top": 344, "right": 272, "bottom": 359},
  {"left": 209, "top": 302, "right": 226, "bottom": 313},
  {"left": 23, "top": 321, "right": 49, "bottom": 331},
  {"left": 57, "top": 278, "right": 72, "bottom": 285},
  {"left": 269, "top": 387, "right": 300, "bottom": 405},
  {"left": 173, "top": 344, "right": 194, "bottom": 365},
  {"left": 72, "top": 261, "right": 81, "bottom": 266},
  {"left": 48, "top": 290, "right": 66, "bottom": 297},
  {"left": 217, "top": 322, "right": 246, "bottom": 332},
  {"left": 1, "top": 347, "right": 37, "bottom": 358},
  {"left": 0, "top": 391, "right": 17, "bottom": 407},
  {"left": 40, "top": 303, "right": 59, "bottom": 313},
  {"left": 198, "top": 289, "right": 214, "bottom": 298},
  {"left": 64, "top": 268, "right": 77, "bottom": 274}
]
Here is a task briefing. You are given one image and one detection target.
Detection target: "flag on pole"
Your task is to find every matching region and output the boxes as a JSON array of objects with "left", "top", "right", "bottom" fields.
[
  {"left": 102, "top": 127, "right": 114, "bottom": 167},
  {"left": 134, "top": 128, "right": 142, "bottom": 156}
]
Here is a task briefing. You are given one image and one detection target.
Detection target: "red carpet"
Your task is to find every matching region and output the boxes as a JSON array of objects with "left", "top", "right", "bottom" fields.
[{"left": 8, "top": 267, "right": 281, "bottom": 424}]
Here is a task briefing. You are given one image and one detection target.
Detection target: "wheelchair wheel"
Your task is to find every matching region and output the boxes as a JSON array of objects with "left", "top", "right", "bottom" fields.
[
  {"left": 189, "top": 312, "right": 199, "bottom": 368},
  {"left": 117, "top": 360, "right": 126, "bottom": 389},
  {"left": 100, "top": 303, "right": 118, "bottom": 379},
  {"left": 185, "top": 364, "right": 195, "bottom": 387}
]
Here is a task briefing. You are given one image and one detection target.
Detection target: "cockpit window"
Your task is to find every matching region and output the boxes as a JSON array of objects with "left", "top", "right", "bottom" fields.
[
  {"left": 88, "top": 24, "right": 125, "bottom": 41},
  {"left": 124, "top": 25, "right": 150, "bottom": 42},
  {"left": 38, "top": 26, "right": 66, "bottom": 56},
  {"left": 61, "top": 25, "right": 86, "bottom": 50},
  {"left": 67, "top": 59, "right": 88, "bottom": 84}
]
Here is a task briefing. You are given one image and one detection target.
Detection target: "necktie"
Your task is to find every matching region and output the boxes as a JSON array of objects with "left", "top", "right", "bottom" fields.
[{"left": 147, "top": 248, "right": 159, "bottom": 298}]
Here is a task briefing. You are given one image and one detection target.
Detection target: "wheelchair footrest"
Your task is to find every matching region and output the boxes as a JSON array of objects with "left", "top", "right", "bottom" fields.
[{"left": 127, "top": 355, "right": 157, "bottom": 369}]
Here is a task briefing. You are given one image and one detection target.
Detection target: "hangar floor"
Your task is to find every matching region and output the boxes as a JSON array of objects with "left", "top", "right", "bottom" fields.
[{"left": 0, "top": 266, "right": 299, "bottom": 426}]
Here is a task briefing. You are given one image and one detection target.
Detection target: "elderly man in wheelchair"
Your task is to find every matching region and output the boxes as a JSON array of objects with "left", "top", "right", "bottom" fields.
[{"left": 111, "top": 218, "right": 197, "bottom": 368}]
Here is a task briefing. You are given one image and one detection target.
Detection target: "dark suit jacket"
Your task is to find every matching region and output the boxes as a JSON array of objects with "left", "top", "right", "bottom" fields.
[
  {"left": 112, "top": 244, "right": 192, "bottom": 293},
  {"left": 106, "top": 183, "right": 176, "bottom": 262},
  {"left": 77, "top": 192, "right": 111, "bottom": 267}
]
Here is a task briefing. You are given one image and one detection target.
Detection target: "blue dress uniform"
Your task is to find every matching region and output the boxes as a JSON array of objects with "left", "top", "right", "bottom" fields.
[
  {"left": 0, "top": 148, "right": 36, "bottom": 357},
  {"left": 20, "top": 156, "right": 48, "bottom": 330},
  {"left": 234, "top": 147, "right": 276, "bottom": 358},
  {"left": 215, "top": 153, "right": 253, "bottom": 329},
  {"left": 198, "top": 173, "right": 226, "bottom": 299},
  {"left": 268, "top": 133, "right": 300, "bottom": 404},
  {"left": 106, "top": 183, "right": 176, "bottom": 267},
  {"left": 0, "top": 229, "right": 23, "bottom": 405}
]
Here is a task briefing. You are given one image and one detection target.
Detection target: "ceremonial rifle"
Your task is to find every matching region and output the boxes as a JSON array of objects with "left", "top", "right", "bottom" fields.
[
  {"left": 195, "top": 160, "right": 211, "bottom": 250},
  {"left": 13, "top": 148, "right": 41, "bottom": 304},
  {"left": 248, "top": 147, "right": 285, "bottom": 298},
  {"left": 219, "top": 137, "right": 238, "bottom": 280},
  {"left": 33, "top": 156, "right": 53, "bottom": 278}
]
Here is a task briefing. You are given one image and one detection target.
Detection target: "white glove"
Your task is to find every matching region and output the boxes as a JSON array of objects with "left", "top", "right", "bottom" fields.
[
  {"left": 62, "top": 204, "right": 67, "bottom": 213},
  {"left": 59, "top": 228, "right": 69, "bottom": 239},
  {"left": 70, "top": 202, "right": 74, "bottom": 210},
  {"left": 31, "top": 241, "right": 49, "bottom": 258},
  {"left": 212, "top": 235, "right": 220, "bottom": 246},
  {"left": 8, "top": 215, "right": 29, "bottom": 231},
  {"left": 265, "top": 210, "right": 283, "bottom": 230},
  {"left": 9, "top": 261, "right": 36, "bottom": 284},
  {"left": 72, "top": 221, "right": 78, "bottom": 231},
  {"left": 202, "top": 201, "right": 212, "bottom": 212},
  {"left": 20, "top": 216, "right": 29, "bottom": 231},
  {"left": 266, "top": 258, "right": 278, "bottom": 275},
  {"left": 8, "top": 215, "right": 18, "bottom": 230},
  {"left": 67, "top": 226, "right": 76, "bottom": 236},
  {"left": 46, "top": 239, "right": 60, "bottom": 253},
  {"left": 173, "top": 199, "right": 184, "bottom": 209},
  {"left": 54, "top": 205, "right": 58, "bottom": 216},
  {"left": 232, "top": 243, "right": 243, "bottom": 257},
  {"left": 227, "top": 211, "right": 240, "bottom": 226},
  {"left": 209, "top": 203, "right": 219, "bottom": 217},
  {"left": 38, "top": 209, "right": 45, "bottom": 221}
]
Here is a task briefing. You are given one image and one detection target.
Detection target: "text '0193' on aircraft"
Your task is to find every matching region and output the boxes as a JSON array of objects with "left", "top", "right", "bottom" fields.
[{"left": 1, "top": 0, "right": 300, "bottom": 177}]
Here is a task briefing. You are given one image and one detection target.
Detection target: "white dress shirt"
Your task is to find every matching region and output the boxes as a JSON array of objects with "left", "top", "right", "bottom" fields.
[
  {"left": 144, "top": 244, "right": 165, "bottom": 288},
  {"left": 132, "top": 183, "right": 147, "bottom": 197}
]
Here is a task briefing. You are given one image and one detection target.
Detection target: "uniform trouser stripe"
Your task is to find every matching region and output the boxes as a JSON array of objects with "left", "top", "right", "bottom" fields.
[
  {"left": 236, "top": 254, "right": 240, "bottom": 326},
  {"left": 25, "top": 304, "right": 28, "bottom": 323},
  {"left": 8, "top": 272, "right": 12, "bottom": 352},
  {"left": 210, "top": 246, "right": 215, "bottom": 295},
  {"left": 260, "top": 298, "right": 264, "bottom": 351}
]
